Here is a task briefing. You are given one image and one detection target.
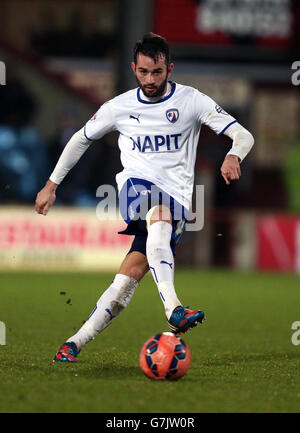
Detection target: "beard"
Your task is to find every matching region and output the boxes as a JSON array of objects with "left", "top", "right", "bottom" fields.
[{"left": 136, "top": 75, "right": 169, "bottom": 98}]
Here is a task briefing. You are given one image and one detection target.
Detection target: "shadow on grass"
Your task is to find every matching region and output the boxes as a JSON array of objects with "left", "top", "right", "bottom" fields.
[
  {"left": 79, "top": 363, "right": 143, "bottom": 379},
  {"left": 203, "top": 351, "right": 300, "bottom": 366},
  {"left": 16, "top": 360, "right": 144, "bottom": 380}
]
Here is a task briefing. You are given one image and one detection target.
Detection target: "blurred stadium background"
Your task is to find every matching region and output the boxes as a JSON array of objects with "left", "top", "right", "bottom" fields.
[{"left": 0, "top": 0, "right": 300, "bottom": 274}]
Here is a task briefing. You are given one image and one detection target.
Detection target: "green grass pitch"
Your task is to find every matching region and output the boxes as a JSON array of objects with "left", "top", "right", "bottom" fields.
[{"left": 0, "top": 268, "right": 300, "bottom": 413}]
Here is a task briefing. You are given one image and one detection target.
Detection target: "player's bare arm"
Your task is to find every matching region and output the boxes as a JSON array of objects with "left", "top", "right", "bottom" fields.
[{"left": 35, "top": 179, "right": 58, "bottom": 215}]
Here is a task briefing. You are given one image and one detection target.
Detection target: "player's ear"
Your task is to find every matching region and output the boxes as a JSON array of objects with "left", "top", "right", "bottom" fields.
[
  {"left": 131, "top": 62, "right": 136, "bottom": 73},
  {"left": 167, "top": 63, "right": 174, "bottom": 76}
]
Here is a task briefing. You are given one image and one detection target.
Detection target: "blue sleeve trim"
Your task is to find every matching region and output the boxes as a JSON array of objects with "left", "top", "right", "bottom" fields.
[
  {"left": 84, "top": 125, "right": 93, "bottom": 141},
  {"left": 219, "top": 120, "right": 237, "bottom": 136}
]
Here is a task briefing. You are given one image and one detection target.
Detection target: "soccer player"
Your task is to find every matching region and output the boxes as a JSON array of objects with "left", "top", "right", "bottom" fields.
[{"left": 35, "top": 33, "right": 254, "bottom": 362}]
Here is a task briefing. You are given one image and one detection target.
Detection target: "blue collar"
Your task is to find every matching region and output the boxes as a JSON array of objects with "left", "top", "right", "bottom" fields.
[{"left": 137, "top": 81, "right": 176, "bottom": 104}]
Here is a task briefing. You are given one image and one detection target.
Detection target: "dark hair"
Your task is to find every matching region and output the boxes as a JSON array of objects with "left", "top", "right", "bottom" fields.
[{"left": 133, "top": 32, "right": 170, "bottom": 65}]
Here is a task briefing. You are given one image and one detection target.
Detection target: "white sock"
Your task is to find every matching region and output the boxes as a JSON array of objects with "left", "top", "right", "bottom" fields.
[
  {"left": 146, "top": 221, "right": 182, "bottom": 319},
  {"left": 67, "top": 273, "right": 138, "bottom": 350}
]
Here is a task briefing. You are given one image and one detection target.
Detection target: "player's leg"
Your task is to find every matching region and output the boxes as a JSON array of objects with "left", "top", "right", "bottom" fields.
[
  {"left": 146, "top": 205, "right": 181, "bottom": 318},
  {"left": 118, "top": 250, "right": 149, "bottom": 281},
  {"left": 146, "top": 204, "right": 205, "bottom": 334},
  {"left": 54, "top": 252, "right": 148, "bottom": 362}
]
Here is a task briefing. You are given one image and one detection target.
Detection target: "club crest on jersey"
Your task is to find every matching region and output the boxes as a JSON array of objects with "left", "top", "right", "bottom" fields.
[{"left": 166, "top": 108, "right": 179, "bottom": 123}]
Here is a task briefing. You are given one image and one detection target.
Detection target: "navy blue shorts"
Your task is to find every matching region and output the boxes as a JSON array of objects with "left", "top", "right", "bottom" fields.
[{"left": 118, "top": 178, "right": 188, "bottom": 256}]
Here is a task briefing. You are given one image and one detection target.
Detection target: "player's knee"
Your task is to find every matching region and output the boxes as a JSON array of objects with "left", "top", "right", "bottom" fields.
[
  {"left": 146, "top": 205, "right": 172, "bottom": 228},
  {"left": 127, "top": 263, "right": 149, "bottom": 282},
  {"left": 146, "top": 218, "right": 173, "bottom": 255}
]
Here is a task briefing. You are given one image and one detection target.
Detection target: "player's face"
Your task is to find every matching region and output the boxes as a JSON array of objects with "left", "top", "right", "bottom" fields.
[{"left": 132, "top": 53, "right": 174, "bottom": 98}]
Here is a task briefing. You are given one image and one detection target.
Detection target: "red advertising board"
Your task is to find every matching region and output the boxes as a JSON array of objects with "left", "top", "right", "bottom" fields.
[
  {"left": 257, "top": 215, "right": 300, "bottom": 273},
  {"left": 0, "top": 207, "right": 131, "bottom": 271},
  {"left": 154, "top": 0, "right": 295, "bottom": 50}
]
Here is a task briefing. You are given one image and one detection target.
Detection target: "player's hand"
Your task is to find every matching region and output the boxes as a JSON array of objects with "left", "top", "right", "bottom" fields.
[
  {"left": 35, "top": 180, "right": 57, "bottom": 215},
  {"left": 220, "top": 155, "right": 241, "bottom": 185}
]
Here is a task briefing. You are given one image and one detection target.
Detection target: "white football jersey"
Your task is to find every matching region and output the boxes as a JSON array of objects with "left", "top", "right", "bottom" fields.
[{"left": 84, "top": 81, "right": 238, "bottom": 211}]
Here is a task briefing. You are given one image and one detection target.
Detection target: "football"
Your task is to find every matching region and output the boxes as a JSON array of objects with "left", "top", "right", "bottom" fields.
[{"left": 139, "top": 332, "right": 191, "bottom": 380}]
